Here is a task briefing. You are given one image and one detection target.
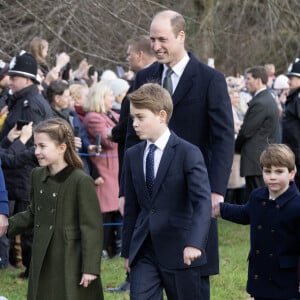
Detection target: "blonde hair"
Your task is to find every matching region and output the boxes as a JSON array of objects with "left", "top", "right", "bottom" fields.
[
  {"left": 34, "top": 118, "right": 83, "bottom": 170},
  {"left": 29, "top": 37, "right": 48, "bottom": 64},
  {"left": 84, "top": 81, "right": 111, "bottom": 113},
  {"left": 128, "top": 83, "right": 173, "bottom": 123},
  {"left": 69, "top": 83, "right": 88, "bottom": 105},
  {"left": 260, "top": 144, "right": 295, "bottom": 172}
]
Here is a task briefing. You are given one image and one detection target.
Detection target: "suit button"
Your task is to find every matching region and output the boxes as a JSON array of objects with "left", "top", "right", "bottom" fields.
[
  {"left": 36, "top": 224, "right": 40, "bottom": 228},
  {"left": 49, "top": 225, "right": 53, "bottom": 230},
  {"left": 257, "top": 225, "right": 262, "bottom": 230},
  {"left": 254, "top": 274, "right": 258, "bottom": 279},
  {"left": 261, "top": 201, "right": 266, "bottom": 206},
  {"left": 50, "top": 209, "right": 55, "bottom": 214},
  {"left": 276, "top": 204, "right": 280, "bottom": 209},
  {"left": 255, "top": 250, "right": 260, "bottom": 255},
  {"left": 271, "top": 229, "right": 275, "bottom": 233},
  {"left": 269, "top": 253, "right": 273, "bottom": 257},
  {"left": 150, "top": 209, "right": 156, "bottom": 214}
]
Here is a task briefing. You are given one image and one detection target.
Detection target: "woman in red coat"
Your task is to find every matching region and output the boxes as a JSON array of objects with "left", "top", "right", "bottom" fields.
[{"left": 83, "top": 81, "right": 121, "bottom": 258}]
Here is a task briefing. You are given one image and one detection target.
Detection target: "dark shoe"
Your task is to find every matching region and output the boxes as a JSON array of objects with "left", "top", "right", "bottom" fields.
[
  {"left": 18, "top": 270, "right": 29, "bottom": 280},
  {"left": 106, "top": 280, "right": 130, "bottom": 293}
]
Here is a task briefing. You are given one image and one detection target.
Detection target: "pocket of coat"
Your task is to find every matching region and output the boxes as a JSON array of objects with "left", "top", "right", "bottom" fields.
[{"left": 65, "top": 228, "right": 81, "bottom": 240}]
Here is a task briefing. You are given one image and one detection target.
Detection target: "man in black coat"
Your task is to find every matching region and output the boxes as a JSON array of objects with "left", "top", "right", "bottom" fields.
[
  {"left": 282, "top": 58, "right": 300, "bottom": 190},
  {"left": 235, "top": 66, "right": 279, "bottom": 199},
  {"left": 124, "top": 10, "right": 234, "bottom": 299},
  {"left": 0, "top": 51, "right": 52, "bottom": 276}
]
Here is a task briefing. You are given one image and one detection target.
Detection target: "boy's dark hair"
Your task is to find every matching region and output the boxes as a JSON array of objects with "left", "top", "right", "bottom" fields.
[
  {"left": 128, "top": 83, "right": 173, "bottom": 123},
  {"left": 260, "top": 144, "right": 295, "bottom": 172},
  {"left": 245, "top": 66, "right": 268, "bottom": 85}
]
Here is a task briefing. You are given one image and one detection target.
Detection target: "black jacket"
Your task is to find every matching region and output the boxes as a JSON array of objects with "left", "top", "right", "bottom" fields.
[{"left": 0, "top": 84, "right": 53, "bottom": 201}]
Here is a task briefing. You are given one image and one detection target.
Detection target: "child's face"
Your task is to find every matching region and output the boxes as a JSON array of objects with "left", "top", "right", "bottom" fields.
[
  {"left": 262, "top": 165, "right": 295, "bottom": 199},
  {"left": 34, "top": 132, "right": 66, "bottom": 169},
  {"left": 130, "top": 104, "right": 166, "bottom": 142}
]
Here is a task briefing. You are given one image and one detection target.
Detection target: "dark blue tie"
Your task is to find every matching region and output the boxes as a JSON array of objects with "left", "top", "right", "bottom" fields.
[{"left": 146, "top": 144, "right": 156, "bottom": 196}]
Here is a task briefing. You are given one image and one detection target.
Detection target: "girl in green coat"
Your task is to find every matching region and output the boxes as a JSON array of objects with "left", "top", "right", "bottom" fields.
[{"left": 7, "top": 118, "right": 104, "bottom": 300}]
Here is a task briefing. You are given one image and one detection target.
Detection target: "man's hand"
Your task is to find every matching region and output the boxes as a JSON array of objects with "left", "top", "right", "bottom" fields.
[
  {"left": 0, "top": 214, "right": 8, "bottom": 236},
  {"left": 119, "top": 196, "right": 125, "bottom": 216},
  {"left": 183, "top": 247, "right": 201, "bottom": 266},
  {"left": 19, "top": 122, "right": 33, "bottom": 144},
  {"left": 211, "top": 192, "right": 224, "bottom": 218},
  {"left": 124, "top": 258, "right": 130, "bottom": 273}
]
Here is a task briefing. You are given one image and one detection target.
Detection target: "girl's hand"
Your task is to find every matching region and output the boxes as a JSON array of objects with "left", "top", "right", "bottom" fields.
[{"left": 79, "top": 273, "right": 97, "bottom": 288}]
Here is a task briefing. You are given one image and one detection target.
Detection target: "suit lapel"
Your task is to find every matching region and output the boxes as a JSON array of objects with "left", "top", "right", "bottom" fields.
[
  {"left": 172, "top": 53, "right": 197, "bottom": 107},
  {"left": 152, "top": 134, "right": 178, "bottom": 199}
]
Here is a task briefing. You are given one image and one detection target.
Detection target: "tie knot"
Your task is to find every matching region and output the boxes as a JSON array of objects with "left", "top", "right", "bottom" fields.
[
  {"left": 166, "top": 68, "right": 173, "bottom": 77},
  {"left": 149, "top": 144, "right": 156, "bottom": 152}
]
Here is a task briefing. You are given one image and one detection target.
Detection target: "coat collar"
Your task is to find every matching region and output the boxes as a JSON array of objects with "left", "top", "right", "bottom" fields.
[
  {"left": 41, "top": 165, "right": 74, "bottom": 183},
  {"left": 256, "top": 181, "right": 299, "bottom": 207}
]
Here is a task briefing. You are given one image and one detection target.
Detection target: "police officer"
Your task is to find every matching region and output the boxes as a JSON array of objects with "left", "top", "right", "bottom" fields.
[{"left": 283, "top": 58, "right": 300, "bottom": 190}]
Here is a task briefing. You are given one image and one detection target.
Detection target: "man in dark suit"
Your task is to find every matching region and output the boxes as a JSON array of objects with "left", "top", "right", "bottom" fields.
[
  {"left": 122, "top": 83, "right": 212, "bottom": 299},
  {"left": 235, "top": 66, "right": 279, "bottom": 200},
  {"left": 125, "top": 10, "right": 234, "bottom": 299}
]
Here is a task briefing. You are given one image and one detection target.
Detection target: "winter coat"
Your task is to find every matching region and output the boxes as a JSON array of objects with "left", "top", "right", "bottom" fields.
[
  {"left": 220, "top": 182, "right": 300, "bottom": 299},
  {"left": 282, "top": 88, "right": 300, "bottom": 165},
  {"left": 83, "top": 111, "right": 119, "bottom": 213},
  {"left": 0, "top": 84, "right": 53, "bottom": 201},
  {"left": 8, "top": 166, "right": 104, "bottom": 300}
]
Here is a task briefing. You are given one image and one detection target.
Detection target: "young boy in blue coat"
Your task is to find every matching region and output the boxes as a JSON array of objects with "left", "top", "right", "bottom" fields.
[
  {"left": 121, "top": 83, "right": 212, "bottom": 299},
  {"left": 214, "top": 143, "right": 300, "bottom": 300}
]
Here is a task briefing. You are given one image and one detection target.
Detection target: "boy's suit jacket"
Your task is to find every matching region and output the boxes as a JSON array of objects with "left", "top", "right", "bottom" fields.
[
  {"left": 125, "top": 52, "right": 235, "bottom": 275},
  {"left": 121, "top": 132, "right": 212, "bottom": 269}
]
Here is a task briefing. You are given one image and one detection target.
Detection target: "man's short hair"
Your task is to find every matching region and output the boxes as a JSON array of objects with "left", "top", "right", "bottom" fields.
[
  {"left": 127, "top": 35, "right": 154, "bottom": 57},
  {"left": 245, "top": 66, "right": 268, "bottom": 85},
  {"left": 128, "top": 83, "right": 173, "bottom": 123},
  {"left": 260, "top": 144, "right": 295, "bottom": 172}
]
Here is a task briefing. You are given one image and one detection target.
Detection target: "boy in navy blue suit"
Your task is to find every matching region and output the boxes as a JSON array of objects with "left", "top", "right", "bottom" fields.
[
  {"left": 214, "top": 144, "right": 300, "bottom": 300},
  {"left": 121, "top": 83, "right": 212, "bottom": 299}
]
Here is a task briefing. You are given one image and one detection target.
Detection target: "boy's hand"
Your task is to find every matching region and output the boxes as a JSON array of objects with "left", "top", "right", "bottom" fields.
[
  {"left": 7, "top": 124, "right": 21, "bottom": 142},
  {"left": 183, "top": 247, "right": 201, "bottom": 265}
]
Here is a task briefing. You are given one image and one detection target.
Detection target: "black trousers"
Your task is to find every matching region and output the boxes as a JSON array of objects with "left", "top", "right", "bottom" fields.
[
  {"left": 9, "top": 199, "right": 33, "bottom": 273},
  {"left": 130, "top": 235, "right": 205, "bottom": 300}
]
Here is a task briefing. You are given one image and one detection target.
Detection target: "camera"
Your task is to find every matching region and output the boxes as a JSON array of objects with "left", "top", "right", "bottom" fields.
[{"left": 16, "top": 120, "right": 29, "bottom": 130}]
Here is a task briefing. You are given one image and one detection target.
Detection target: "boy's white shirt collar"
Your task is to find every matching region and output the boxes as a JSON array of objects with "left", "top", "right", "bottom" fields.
[{"left": 146, "top": 128, "right": 171, "bottom": 151}]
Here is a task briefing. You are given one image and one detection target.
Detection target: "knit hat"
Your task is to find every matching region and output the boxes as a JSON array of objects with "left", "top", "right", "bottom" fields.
[
  {"left": 100, "top": 69, "right": 117, "bottom": 81},
  {"left": 273, "top": 74, "right": 289, "bottom": 89},
  {"left": 110, "top": 78, "right": 129, "bottom": 97},
  {"left": 8, "top": 50, "right": 38, "bottom": 82},
  {"left": 286, "top": 58, "right": 300, "bottom": 78}
]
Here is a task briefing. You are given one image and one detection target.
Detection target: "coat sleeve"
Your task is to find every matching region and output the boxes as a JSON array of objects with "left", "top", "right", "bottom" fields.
[
  {"left": 184, "top": 146, "right": 212, "bottom": 250},
  {"left": 220, "top": 201, "right": 250, "bottom": 225},
  {"left": 77, "top": 175, "right": 103, "bottom": 275},
  {"left": 7, "top": 169, "right": 36, "bottom": 236},
  {"left": 207, "top": 71, "right": 235, "bottom": 195}
]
